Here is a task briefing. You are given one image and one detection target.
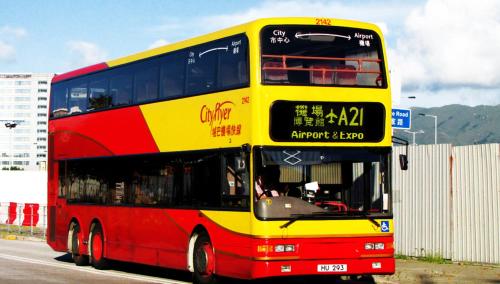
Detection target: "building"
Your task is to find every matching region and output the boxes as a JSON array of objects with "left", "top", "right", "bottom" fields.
[{"left": 0, "top": 73, "right": 54, "bottom": 171}]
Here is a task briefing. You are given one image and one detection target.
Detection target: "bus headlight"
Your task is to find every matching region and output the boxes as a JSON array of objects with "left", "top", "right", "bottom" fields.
[
  {"left": 364, "top": 243, "right": 375, "bottom": 250},
  {"left": 365, "top": 242, "right": 385, "bottom": 250},
  {"left": 275, "top": 245, "right": 285, "bottom": 253},
  {"left": 274, "top": 244, "right": 295, "bottom": 253}
]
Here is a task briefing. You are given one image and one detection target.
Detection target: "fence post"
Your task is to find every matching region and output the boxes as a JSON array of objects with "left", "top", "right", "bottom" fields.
[
  {"left": 30, "top": 204, "right": 34, "bottom": 236},
  {"left": 7, "top": 203, "right": 10, "bottom": 233},
  {"left": 17, "top": 204, "right": 21, "bottom": 234},
  {"left": 43, "top": 205, "right": 47, "bottom": 238}
]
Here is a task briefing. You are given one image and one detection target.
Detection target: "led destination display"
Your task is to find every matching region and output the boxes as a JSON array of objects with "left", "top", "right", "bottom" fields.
[{"left": 270, "top": 101, "right": 385, "bottom": 142}]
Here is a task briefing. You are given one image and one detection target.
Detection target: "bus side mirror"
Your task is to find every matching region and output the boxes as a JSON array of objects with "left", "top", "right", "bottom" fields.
[
  {"left": 392, "top": 136, "right": 409, "bottom": 171},
  {"left": 399, "top": 154, "right": 408, "bottom": 171}
]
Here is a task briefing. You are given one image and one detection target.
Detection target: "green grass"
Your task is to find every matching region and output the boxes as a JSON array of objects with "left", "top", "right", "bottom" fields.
[
  {"left": 419, "top": 254, "right": 452, "bottom": 264},
  {"left": 396, "top": 253, "right": 451, "bottom": 264},
  {"left": 0, "top": 224, "right": 46, "bottom": 239},
  {"left": 395, "top": 254, "right": 412, "bottom": 260}
]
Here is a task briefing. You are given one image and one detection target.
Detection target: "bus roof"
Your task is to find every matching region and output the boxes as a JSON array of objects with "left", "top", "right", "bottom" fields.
[{"left": 52, "top": 17, "right": 383, "bottom": 84}]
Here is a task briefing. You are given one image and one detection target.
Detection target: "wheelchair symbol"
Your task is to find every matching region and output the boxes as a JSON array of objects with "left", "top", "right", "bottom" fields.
[{"left": 381, "top": 221, "right": 389, "bottom": 232}]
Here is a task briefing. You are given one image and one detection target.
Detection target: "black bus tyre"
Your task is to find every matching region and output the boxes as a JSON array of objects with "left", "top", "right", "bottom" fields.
[
  {"left": 193, "top": 233, "right": 217, "bottom": 284},
  {"left": 70, "top": 223, "right": 89, "bottom": 266},
  {"left": 89, "top": 223, "right": 108, "bottom": 270}
]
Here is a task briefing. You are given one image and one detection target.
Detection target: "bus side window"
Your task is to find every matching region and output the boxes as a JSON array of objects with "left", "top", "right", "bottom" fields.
[
  {"left": 109, "top": 69, "right": 133, "bottom": 106},
  {"left": 222, "top": 154, "right": 249, "bottom": 208},
  {"left": 186, "top": 44, "right": 217, "bottom": 95},
  {"left": 219, "top": 36, "right": 248, "bottom": 89},
  {"left": 50, "top": 83, "right": 69, "bottom": 118},
  {"left": 134, "top": 60, "right": 159, "bottom": 103},
  {"left": 160, "top": 51, "right": 186, "bottom": 99},
  {"left": 68, "top": 80, "right": 88, "bottom": 115},
  {"left": 58, "top": 161, "right": 67, "bottom": 197},
  {"left": 88, "top": 76, "right": 111, "bottom": 111}
]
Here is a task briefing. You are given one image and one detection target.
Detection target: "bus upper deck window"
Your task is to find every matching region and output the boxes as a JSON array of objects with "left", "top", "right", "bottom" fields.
[{"left": 261, "top": 25, "right": 385, "bottom": 88}]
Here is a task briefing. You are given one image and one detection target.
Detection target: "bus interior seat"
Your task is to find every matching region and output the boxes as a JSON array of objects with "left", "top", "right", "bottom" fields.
[
  {"left": 263, "top": 61, "right": 288, "bottom": 82},
  {"left": 288, "top": 67, "right": 310, "bottom": 84},
  {"left": 310, "top": 64, "right": 334, "bottom": 85},
  {"left": 336, "top": 65, "right": 357, "bottom": 85}
]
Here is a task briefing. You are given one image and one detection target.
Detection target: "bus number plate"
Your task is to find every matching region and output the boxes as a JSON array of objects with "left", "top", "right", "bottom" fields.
[{"left": 317, "top": 264, "right": 347, "bottom": 272}]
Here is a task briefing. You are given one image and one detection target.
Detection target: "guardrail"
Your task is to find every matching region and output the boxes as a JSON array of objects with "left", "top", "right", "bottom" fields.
[{"left": 0, "top": 202, "right": 46, "bottom": 238}]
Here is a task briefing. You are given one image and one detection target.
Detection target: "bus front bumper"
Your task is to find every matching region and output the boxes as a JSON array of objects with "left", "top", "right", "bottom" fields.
[{"left": 250, "top": 257, "right": 395, "bottom": 279}]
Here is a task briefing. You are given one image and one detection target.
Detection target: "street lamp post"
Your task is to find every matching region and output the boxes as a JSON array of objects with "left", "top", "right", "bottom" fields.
[
  {"left": 404, "top": 129, "right": 424, "bottom": 145},
  {"left": 4, "top": 123, "right": 17, "bottom": 170},
  {"left": 419, "top": 113, "right": 438, "bottom": 144},
  {"left": 3, "top": 121, "right": 23, "bottom": 170}
]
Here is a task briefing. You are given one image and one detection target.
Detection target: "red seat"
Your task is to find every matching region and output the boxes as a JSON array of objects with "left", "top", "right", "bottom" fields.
[
  {"left": 310, "top": 64, "right": 334, "bottom": 84},
  {"left": 336, "top": 65, "right": 357, "bottom": 85},
  {"left": 262, "top": 62, "right": 287, "bottom": 82}
]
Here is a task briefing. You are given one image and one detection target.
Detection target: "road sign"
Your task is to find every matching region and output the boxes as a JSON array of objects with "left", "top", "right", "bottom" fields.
[{"left": 392, "top": 108, "right": 411, "bottom": 129}]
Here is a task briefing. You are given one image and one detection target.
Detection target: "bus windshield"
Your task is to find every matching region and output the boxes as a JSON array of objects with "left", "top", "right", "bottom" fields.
[
  {"left": 261, "top": 25, "right": 385, "bottom": 87},
  {"left": 254, "top": 147, "right": 390, "bottom": 219}
]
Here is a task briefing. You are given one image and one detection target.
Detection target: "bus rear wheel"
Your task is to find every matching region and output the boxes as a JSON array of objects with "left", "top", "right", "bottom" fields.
[
  {"left": 193, "top": 233, "right": 217, "bottom": 284},
  {"left": 70, "top": 223, "right": 89, "bottom": 266},
  {"left": 89, "top": 223, "right": 108, "bottom": 270}
]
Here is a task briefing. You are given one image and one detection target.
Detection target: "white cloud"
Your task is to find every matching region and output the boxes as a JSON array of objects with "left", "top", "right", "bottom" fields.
[
  {"left": 150, "top": 1, "right": 416, "bottom": 42},
  {"left": 148, "top": 0, "right": 499, "bottom": 107},
  {"left": 66, "top": 40, "right": 107, "bottom": 67},
  {"left": 0, "top": 25, "right": 26, "bottom": 62},
  {"left": 148, "top": 39, "right": 169, "bottom": 49},
  {"left": 0, "top": 26, "right": 27, "bottom": 38},
  {"left": 0, "top": 40, "right": 15, "bottom": 62},
  {"left": 198, "top": 0, "right": 412, "bottom": 33},
  {"left": 394, "top": 0, "right": 500, "bottom": 89}
]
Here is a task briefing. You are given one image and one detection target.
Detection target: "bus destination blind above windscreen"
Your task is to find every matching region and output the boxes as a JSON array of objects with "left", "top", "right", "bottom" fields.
[{"left": 270, "top": 101, "right": 385, "bottom": 142}]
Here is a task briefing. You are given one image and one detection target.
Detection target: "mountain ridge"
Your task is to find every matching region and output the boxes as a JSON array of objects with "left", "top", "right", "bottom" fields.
[{"left": 393, "top": 104, "right": 500, "bottom": 145}]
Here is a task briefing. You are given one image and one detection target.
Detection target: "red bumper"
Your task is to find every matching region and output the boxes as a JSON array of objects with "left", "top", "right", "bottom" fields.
[{"left": 250, "top": 257, "right": 394, "bottom": 279}]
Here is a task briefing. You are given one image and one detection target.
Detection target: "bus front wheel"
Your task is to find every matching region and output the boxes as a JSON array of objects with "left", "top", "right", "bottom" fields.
[
  {"left": 70, "top": 223, "right": 88, "bottom": 266},
  {"left": 193, "top": 233, "right": 217, "bottom": 284},
  {"left": 89, "top": 223, "right": 108, "bottom": 270}
]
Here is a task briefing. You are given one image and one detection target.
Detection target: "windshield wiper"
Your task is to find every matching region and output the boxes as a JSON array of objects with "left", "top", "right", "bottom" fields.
[
  {"left": 280, "top": 211, "right": 381, "bottom": 229},
  {"left": 280, "top": 212, "right": 344, "bottom": 229}
]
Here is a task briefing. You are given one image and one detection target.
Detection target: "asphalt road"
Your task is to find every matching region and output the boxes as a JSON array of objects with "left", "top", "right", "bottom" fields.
[
  {"left": 0, "top": 238, "right": 191, "bottom": 284},
  {"left": 0, "top": 238, "right": 376, "bottom": 284},
  {"left": 3, "top": 238, "right": 498, "bottom": 283}
]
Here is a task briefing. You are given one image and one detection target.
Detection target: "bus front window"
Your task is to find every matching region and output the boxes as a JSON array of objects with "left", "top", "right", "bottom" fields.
[
  {"left": 261, "top": 25, "right": 385, "bottom": 87},
  {"left": 254, "top": 148, "right": 391, "bottom": 219}
]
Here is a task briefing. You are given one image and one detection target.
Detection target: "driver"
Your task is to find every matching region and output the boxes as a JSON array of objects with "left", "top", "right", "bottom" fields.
[{"left": 255, "top": 166, "right": 281, "bottom": 200}]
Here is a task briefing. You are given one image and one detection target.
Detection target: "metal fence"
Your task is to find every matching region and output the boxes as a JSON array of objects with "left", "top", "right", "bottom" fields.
[
  {"left": 393, "top": 143, "right": 500, "bottom": 264},
  {"left": 0, "top": 202, "right": 47, "bottom": 238}
]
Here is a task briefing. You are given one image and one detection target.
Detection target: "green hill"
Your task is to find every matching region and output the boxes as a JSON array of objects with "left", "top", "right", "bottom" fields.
[{"left": 393, "top": 104, "right": 500, "bottom": 145}]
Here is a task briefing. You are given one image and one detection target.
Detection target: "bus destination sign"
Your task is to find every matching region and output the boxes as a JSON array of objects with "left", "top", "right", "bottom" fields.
[{"left": 270, "top": 101, "right": 385, "bottom": 142}]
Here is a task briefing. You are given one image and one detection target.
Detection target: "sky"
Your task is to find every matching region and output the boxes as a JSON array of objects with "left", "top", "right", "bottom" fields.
[{"left": 0, "top": 0, "right": 499, "bottom": 107}]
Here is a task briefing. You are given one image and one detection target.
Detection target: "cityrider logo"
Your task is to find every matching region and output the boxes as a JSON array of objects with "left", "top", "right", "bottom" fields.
[{"left": 200, "top": 101, "right": 234, "bottom": 127}]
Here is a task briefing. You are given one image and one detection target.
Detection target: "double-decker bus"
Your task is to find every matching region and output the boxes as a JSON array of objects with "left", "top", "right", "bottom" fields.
[{"left": 47, "top": 17, "right": 394, "bottom": 283}]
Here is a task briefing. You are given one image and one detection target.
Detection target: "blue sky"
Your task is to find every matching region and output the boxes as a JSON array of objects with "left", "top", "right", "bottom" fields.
[{"left": 1, "top": 0, "right": 499, "bottom": 107}]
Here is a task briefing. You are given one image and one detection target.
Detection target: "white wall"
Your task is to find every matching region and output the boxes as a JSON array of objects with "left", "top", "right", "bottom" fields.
[{"left": 0, "top": 171, "right": 47, "bottom": 204}]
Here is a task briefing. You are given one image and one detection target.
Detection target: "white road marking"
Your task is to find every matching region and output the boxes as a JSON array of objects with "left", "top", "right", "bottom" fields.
[{"left": 0, "top": 253, "right": 190, "bottom": 284}]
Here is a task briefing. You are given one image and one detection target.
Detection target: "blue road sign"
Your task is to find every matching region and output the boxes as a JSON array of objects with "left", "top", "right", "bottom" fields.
[{"left": 392, "top": 108, "right": 411, "bottom": 129}]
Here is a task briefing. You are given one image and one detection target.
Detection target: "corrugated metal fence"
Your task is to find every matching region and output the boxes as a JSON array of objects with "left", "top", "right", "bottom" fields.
[{"left": 393, "top": 143, "right": 500, "bottom": 264}]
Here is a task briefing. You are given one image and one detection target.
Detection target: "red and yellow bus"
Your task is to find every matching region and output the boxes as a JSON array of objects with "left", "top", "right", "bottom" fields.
[{"left": 47, "top": 17, "right": 394, "bottom": 283}]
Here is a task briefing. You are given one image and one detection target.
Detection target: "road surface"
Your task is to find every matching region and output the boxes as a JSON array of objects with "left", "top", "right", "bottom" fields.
[
  {"left": 4, "top": 238, "right": 498, "bottom": 283},
  {"left": 0, "top": 238, "right": 191, "bottom": 284},
  {"left": 0, "top": 238, "right": 378, "bottom": 284}
]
